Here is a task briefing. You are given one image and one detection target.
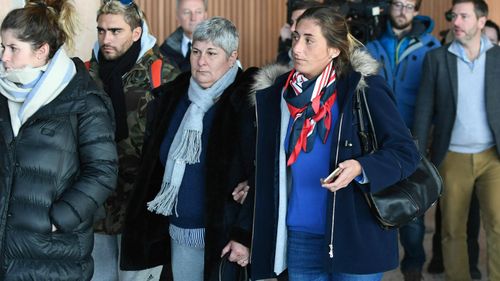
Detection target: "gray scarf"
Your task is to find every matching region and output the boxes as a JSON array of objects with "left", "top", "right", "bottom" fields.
[{"left": 147, "top": 64, "right": 239, "bottom": 216}]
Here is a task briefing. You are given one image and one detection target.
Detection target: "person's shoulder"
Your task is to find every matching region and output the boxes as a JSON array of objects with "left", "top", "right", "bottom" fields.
[
  {"left": 159, "top": 28, "right": 183, "bottom": 54},
  {"left": 252, "top": 63, "right": 291, "bottom": 93},
  {"left": 428, "top": 44, "right": 448, "bottom": 57},
  {"left": 420, "top": 32, "right": 441, "bottom": 48},
  {"left": 143, "top": 46, "right": 180, "bottom": 75},
  {"left": 153, "top": 71, "right": 190, "bottom": 98},
  {"left": 67, "top": 58, "right": 99, "bottom": 95},
  {"left": 363, "top": 74, "right": 390, "bottom": 94},
  {"left": 487, "top": 44, "right": 500, "bottom": 56},
  {"left": 236, "top": 67, "right": 260, "bottom": 84}
]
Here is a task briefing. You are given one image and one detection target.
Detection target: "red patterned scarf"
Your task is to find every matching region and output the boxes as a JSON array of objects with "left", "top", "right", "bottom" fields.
[{"left": 284, "top": 61, "right": 337, "bottom": 166}]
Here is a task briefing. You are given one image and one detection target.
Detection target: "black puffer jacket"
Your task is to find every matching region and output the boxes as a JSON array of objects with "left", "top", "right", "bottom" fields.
[{"left": 0, "top": 58, "right": 118, "bottom": 281}]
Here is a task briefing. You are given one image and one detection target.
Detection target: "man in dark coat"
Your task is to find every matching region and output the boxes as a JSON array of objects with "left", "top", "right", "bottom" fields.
[
  {"left": 88, "top": 1, "right": 179, "bottom": 280},
  {"left": 413, "top": 1, "right": 500, "bottom": 280}
]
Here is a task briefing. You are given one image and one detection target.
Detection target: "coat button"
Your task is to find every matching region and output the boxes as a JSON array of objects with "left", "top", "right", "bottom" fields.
[{"left": 15, "top": 162, "right": 20, "bottom": 167}]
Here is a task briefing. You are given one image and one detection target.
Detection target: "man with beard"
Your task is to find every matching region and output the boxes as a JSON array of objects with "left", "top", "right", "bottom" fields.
[
  {"left": 413, "top": 1, "right": 500, "bottom": 280},
  {"left": 366, "top": 1, "right": 440, "bottom": 281},
  {"left": 87, "top": 1, "right": 179, "bottom": 280}
]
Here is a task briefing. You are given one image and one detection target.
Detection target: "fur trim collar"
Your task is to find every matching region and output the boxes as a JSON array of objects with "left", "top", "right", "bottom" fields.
[{"left": 350, "top": 48, "right": 380, "bottom": 91}]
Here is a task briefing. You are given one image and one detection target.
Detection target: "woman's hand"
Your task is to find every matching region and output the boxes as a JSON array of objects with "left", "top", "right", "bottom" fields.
[
  {"left": 221, "top": 240, "right": 250, "bottom": 267},
  {"left": 232, "top": 181, "right": 249, "bottom": 204},
  {"left": 321, "top": 160, "right": 362, "bottom": 192}
]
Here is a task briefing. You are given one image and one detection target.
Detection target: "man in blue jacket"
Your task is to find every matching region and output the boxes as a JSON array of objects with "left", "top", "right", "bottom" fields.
[{"left": 366, "top": 1, "right": 440, "bottom": 280}]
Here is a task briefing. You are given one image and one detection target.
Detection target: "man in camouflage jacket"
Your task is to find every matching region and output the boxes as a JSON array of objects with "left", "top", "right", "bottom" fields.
[{"left": 88, "top": 1, "right": 179, "bottom": 281}]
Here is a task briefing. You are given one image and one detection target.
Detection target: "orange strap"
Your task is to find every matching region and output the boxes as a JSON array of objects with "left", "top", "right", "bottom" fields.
[{"left": 150, "top": 59, "right": 163, "bottom": 89}]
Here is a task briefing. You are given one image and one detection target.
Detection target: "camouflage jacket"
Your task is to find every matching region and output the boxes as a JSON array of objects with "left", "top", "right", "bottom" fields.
[{"left": 89, "top": 45, "right": 180, "bottom": 234}]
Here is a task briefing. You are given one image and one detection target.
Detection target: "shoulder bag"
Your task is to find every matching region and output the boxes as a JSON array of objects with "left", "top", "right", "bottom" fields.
[
  {"left": 355, "top": 88, "right": 443, "bottom": 229},
  {"left": 209, "top": 253, "right": 248, "bottom": 281}
]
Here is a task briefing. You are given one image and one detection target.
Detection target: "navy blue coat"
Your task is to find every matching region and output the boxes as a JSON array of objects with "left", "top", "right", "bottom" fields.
[{"left": 250, "top": 60, "right": 420, "bottom": 279}]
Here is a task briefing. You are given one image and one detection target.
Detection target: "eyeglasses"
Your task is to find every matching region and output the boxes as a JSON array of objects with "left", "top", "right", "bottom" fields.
[{"left": 391, "top": 1, "right": 416, "bottom": 12}]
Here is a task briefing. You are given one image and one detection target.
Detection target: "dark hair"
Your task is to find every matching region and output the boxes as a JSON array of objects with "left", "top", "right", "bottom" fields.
[
  {"left": 414, "top": 0, "right": 423, "bottom": 11},
  {"left": 297, "top": 6, "right": 361, "bottom": 76},
  {"left": 1, "top": 0, "right": 78, "bottom": 59},
  {"left": 452, "top": 0, "right": 488, "bottom": 18},
  {"left": 291, "top": 0, "right": 322, "bottom": 13},
  {"left": 485, "top": 20, "right": 500, "bottom": 41}
]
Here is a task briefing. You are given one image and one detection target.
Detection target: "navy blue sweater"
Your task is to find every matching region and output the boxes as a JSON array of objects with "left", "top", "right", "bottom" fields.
[{"left": 159, "top": 94, "right": 218, "bottom": 228}]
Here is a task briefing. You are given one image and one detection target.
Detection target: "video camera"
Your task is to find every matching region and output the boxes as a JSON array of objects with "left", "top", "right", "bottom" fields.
[{"left": 324, "top": 0, "right": 390, "bottom": 43}]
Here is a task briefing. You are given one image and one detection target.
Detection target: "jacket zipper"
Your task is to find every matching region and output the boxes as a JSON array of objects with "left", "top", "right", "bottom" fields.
[
  {"left": 0, "top": 127, "right": 23, "bottom": 275},
  {"left": 329, "top": 112, "right": 344, "bottom": 258},
  {"left": 249, "top": 102, "right": 259, "bottom": 264}
]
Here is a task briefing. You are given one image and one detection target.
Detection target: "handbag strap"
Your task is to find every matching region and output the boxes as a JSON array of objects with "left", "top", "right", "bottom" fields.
[
  {"left": 355, "top": 89, "right": 378, "bottom": 153},
  {"left": 219, "top": 253, "right": 248, "bottom": 281}
]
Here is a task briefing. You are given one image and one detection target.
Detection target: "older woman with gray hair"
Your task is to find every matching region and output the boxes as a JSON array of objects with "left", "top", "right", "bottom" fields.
[{"left": 120, "top": 17, "right": 257, "bottom": 281}]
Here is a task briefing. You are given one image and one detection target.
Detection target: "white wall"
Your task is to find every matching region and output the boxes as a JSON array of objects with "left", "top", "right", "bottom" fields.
[
  {"left": 0, "top": 0, "right": 100, "bottom": 61},
  {"left": 72, "top": 0, "right": 100, "bottom": 61}
]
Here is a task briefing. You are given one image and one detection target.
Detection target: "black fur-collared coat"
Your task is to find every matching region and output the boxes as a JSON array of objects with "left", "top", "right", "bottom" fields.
[{"left": 120, "top": 68, "right": 258, "bottom": 280}]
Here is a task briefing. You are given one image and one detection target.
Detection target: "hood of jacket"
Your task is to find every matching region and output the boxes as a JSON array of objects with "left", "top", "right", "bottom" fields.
[
  {"left": 385, "top": 15, "right": 435, "bottom": 39},
  {"left": 250, "top": 48, "right": 379, "bottom": 104}
]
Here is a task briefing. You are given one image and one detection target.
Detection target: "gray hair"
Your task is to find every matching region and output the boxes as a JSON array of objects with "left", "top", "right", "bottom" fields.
[
  {"left": 176, "top": 0, "right": 208, "bottom": 10},
  {"left": 192, "top": 17, "right": 239, "bottom": 57}
]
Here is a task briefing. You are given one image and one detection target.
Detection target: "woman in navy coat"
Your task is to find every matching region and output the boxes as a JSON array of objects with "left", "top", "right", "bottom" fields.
[{"left": 249, "top": 6, "right": 420, "bottom": 281}]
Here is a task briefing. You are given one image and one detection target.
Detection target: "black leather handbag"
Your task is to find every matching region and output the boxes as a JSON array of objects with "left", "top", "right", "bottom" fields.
[
  {"left": 210, "top": 253, "right": 248, "bottom": 281},
  {"left": 355, "top": 89, "right": 443, "bottom": 229}
]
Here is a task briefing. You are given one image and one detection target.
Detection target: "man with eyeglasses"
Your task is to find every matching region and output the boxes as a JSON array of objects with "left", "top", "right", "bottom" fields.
[
  {"left": 87, "top": 1, "right": 180, "bottom": 281},
  {"left": 413, "top": 0, "right": 500, "bottom": 280},
  {"left": 160, "top": 0, "right": 208, "bottom": 72},
  {"left": 366, "top": 1, "right": 440, "bottom": 281}
]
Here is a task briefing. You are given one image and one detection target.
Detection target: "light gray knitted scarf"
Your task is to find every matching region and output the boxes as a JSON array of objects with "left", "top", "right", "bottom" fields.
[{"left": 147, "top": 64, "right": 239, "bottom": 216}]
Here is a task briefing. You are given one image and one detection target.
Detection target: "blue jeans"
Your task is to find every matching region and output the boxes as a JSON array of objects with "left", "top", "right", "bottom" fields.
[
  {"left": 399, "top": 216, "right": 426, "bottom": 272},
  {"left": 287, "top": 231, "right": 383, "bottom": 281}
]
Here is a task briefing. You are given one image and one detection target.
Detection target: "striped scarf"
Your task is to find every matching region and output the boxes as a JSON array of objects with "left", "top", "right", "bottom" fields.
[
  {"left": 0, "top": 48, "right": 76, "bottom": 136},
  {"left": 284, "top": 61, "right": 337, "bottom": 166}
]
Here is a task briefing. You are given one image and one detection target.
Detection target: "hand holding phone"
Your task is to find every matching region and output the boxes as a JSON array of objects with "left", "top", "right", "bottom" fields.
[{"left": 320, "top": 167, "right": 343, "bottom": 184}]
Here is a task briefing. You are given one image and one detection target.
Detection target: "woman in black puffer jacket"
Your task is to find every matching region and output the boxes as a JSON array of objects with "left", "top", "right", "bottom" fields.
[{"left": 0, "top": 1, "right": 118, "bottom": 280}]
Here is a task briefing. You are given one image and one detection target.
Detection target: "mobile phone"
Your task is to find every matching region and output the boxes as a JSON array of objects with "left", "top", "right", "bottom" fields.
[{"left": 321, "top": 167, "right": 342, "bottom": 184}]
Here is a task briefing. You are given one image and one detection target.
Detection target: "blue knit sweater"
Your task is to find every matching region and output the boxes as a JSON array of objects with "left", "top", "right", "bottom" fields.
[{"left": 159, "top": 93, "right": 218, "bottom": 229}]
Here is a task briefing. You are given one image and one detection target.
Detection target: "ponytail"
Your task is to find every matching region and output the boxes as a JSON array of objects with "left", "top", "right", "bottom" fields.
[{"left": 2, "top": 0, "right": 79, "bottom": 58}]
